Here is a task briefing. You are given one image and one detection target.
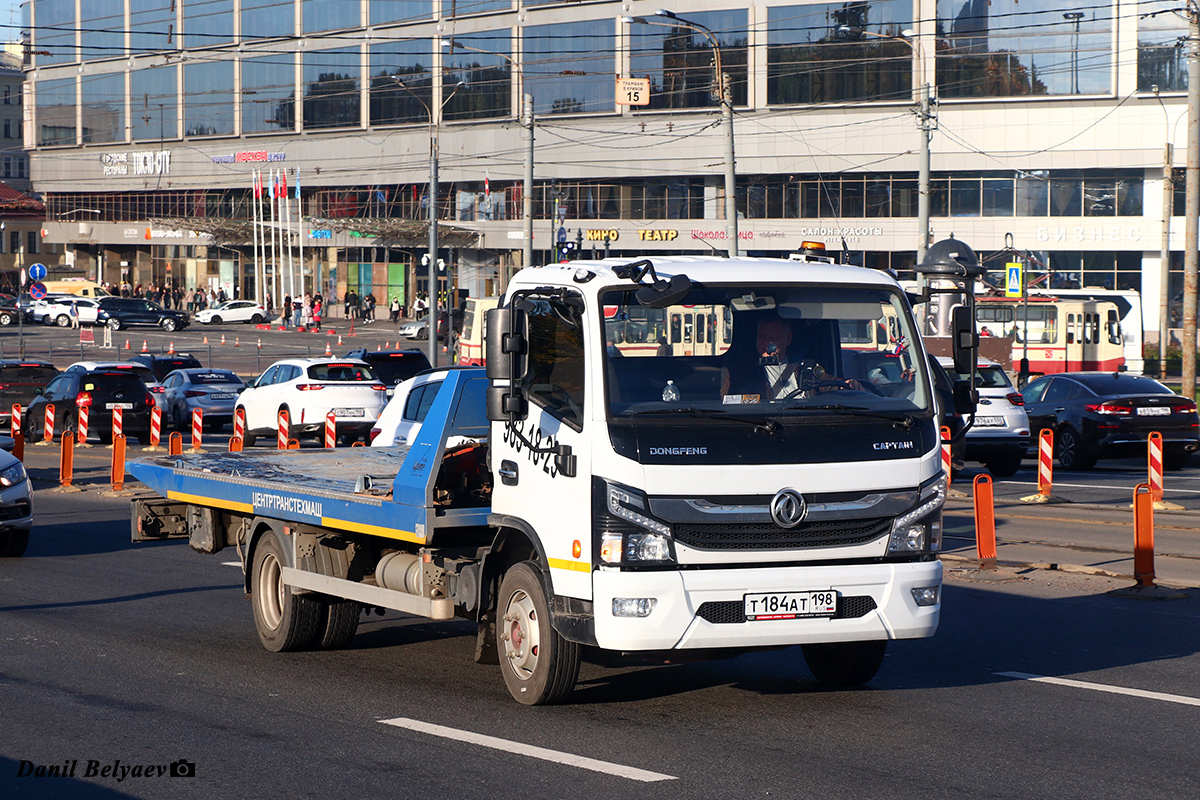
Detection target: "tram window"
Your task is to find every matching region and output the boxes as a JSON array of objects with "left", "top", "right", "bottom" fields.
[
  {"left": 1066, "top": 313, "right": 1076, "bottom": 344},
  {"left": 683, "top": 314, "right": 693, "bottom": 344},
  {"left": 696, "top": 316, "right": 705, "bottom": 344},
  {"left": 670, "top": 313, "right": 681, "bottom": 343}
]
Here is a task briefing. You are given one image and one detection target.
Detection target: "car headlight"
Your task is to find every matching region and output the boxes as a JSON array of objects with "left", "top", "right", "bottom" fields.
[
  {"left": 595, "top": 478, "right": 676, "bottom": 567},
  {"left": 887, "top": 474, "right": 944, "bottom": 555},
  {"left": 0, "top": 460, "right": 27, "bottom": 487}
]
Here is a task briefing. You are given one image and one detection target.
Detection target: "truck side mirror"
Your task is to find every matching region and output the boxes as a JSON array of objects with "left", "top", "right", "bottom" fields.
[
  {"left": 951, "top": 305, "right": 977, "bottom": 376},
  {"left": 952, "top": 380, "right": 978, "bottom": 415},
  {"left": 485, "top": 307, "right": 528, "bottom": 381},
  {"left": 486, "top": 385, "right": 528, "bottom": 421}
]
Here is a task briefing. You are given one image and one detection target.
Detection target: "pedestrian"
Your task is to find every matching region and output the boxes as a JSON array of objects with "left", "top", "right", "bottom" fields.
[
  {"left": 69, "top": 300, "right": 79, "bottom": 329},
  {"left": 390, "top": 296, "right": 400, "bottom": 324},
  {"left": 365, "top": 291, "right": 377, "bottom": 323},
  {"left": 292, "top": 296, "right": 302, "bottom": 329},
  {"left": 282, "top": 294, "right": 292, "bottom": 328},
  {"left": 312, "top": 297, "right": 322, "bottom": 332}
]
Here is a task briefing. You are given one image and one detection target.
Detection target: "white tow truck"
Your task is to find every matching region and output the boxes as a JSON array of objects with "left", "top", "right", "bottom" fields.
[{"left": 129, "top": 243, "right": 982, "bottom": 705}]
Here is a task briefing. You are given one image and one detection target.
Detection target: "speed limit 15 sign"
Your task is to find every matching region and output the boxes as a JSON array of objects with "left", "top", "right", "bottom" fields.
[{"left": 616, "top": 77, "right": 650, "bottom": 106}]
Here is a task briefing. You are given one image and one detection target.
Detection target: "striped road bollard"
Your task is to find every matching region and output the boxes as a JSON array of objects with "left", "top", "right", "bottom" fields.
[
  {"left": 325, "top": 411, "right": 337, "bottom": 449},
  {"left": 77, "top": 403, "right": 90, "bottom": 446},
  {"left": 41, "top": 403, "right": 55, "bottom": 444},
  {"left": 1021, "top": 428, "right": 1064, "bottom": 504},
  {"left": 940, "top": 425, "right": 951, "bottom": 487},
  {"left": 1144, "top": 432, "right": 1183, "bottom": 510},
  {"left": 234, "top": 407, "right": 246, "bottom": 441},
  {"left": 10, "top": 403, "right": 20, "bottom": 437},
  {"left": 190, "top": 408, "right": 204, "bottom": 451},
  {"left": 111, "top": 407, "right": 124, "bottom": 444},
  {"left": 147, "top": 406, "right": 162, "bottom": 449},
  {"left": 277, "top": 409, "right": 289, "bottom": 450}
]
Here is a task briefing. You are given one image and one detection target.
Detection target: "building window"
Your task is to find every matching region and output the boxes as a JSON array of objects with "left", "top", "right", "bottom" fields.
[
  {"left": 526, "top": 20, "right": 615, "bottom": 115},
  {"left": 81, "top": 72, "right": 126, "bottom": 144},
  {"left": 34, "top": 0, "right": 76, "bottom": 65},
  {"left": 243, "top": 55, "right": 297, "bottom": 133},
  {"left": 767, "top": 2, "right": 914, "bottom": 105},
  {"left": 1138, "top": 1, "right": 1187, "bottom": 92},
  {"left": 26, "top": 231, "right": 38, "bottom": 255},
  {"left": 369, "top": 40, "right": 431, "bottom": 126},
  {"left": 243, "top": 0, "right": 295, "bottom": 41},
  {"left": 81, "top": 0, "right": 125, "bottom": 62},
  {"left": 629, "top": 9, "right": 748, "bottom": 109},
  {"left": 303, "top": 48, "right": 362, "bottom": 130},
  {"left": 185, "top": 61, "right": 235, "bottom": 136},
  {"left": 443, "top": 31, "right": 512, "bottom": 121},
  {"left": 369, "top": 1, "right": 434, "bottom": 25},
  {"left": 185, "top": 0, "right": 234, "bottom": 46},
  {"left": 936, "top": 0, "right": 1112, "bottom": 97},
  {"left": 303, "top": 0, "right": 361, "bottom": 34},
  {"left": 36, "top": 77, "right": 76, "bottom": 146},
  {"left": 3, "top": 120, "right": 9, "bottom": 138},
  {"left": 3, "top": 87, "right": 9, "bottom": 105},
  {"left": 132, "top": 65, "right": 179, "bottom": 141},
  {"left": 131, "top": 0, "right": 177, "bottom": 53}
]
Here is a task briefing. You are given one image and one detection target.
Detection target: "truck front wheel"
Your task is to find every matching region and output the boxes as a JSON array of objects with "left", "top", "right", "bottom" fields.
[
  {"left": 801, "top": 640, "right": 887, "bottom": 686},
  {"left": 496, "top": 562, "right": 580, "bottom": 705},
  {"left": 251, "top": 529, "right": 321, "bottom": 652}
]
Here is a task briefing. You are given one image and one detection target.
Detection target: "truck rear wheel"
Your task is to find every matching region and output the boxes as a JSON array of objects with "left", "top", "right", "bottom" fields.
[
  {"left": 318, "top": 599, "right": 360, "bottom": 649},
  {"left": 496, "top": 562, "right": 580, "bottom": 705},
  {"left": 801, "top": 640, "right": 887, "bottom": 686},
  {"left": 251, "top": 529, "right": 321, "bottom": 652}
]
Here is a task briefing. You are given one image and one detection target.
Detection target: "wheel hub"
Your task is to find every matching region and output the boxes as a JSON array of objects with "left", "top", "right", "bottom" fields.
[{"left": 503, "top": 590, "right": 539, "bottom": 679}]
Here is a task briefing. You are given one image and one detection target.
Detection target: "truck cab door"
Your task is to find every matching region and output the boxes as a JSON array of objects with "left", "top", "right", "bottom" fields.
[{"left": 491, "top": 292, "right": 593, "bottom": 600}]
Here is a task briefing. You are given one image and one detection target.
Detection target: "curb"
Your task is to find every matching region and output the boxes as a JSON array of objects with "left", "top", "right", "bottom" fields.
[{"left": 940, "top": 553, "right": 1200, "bottom": 590}]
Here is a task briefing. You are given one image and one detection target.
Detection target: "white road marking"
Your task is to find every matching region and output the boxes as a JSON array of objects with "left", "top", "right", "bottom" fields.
[
  {"left": 379, "top": 717, "right": 678, "bottom": 782},
  {"left": 221, "top": 561, "right": 241, "bottom": 567},
  {"left": 998, "top": 479, "right": 1200, "bottom": 495},
  {"left": 996, "top": 672, "right": 1200, "bottom": 707}
]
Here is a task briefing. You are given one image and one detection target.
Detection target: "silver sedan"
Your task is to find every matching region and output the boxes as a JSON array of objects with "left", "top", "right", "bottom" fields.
[{"left": 159, "top": 368, "right": 246, "bottom": 433}]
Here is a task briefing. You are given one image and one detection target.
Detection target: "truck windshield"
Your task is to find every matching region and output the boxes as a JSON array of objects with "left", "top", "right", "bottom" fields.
[{"left": 602, "top": 284, "right": 931, "bottom": 420}]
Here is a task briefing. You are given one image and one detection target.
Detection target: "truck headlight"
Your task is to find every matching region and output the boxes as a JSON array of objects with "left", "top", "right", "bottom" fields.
[
  {"left": 595, "top": 478, "right": 676, "bottom": 567},
  {"left": 888, "top": 475, "right": 944, "bottom": 555},
  {"left": 0, "top": 461, "right": 27, "bottom": 487}
]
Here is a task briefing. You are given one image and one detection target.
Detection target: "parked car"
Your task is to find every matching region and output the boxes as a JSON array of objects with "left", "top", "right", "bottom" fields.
[
  {"left": 194, "top": 300, "right": 268, "bottom": 325},
  {"left": 0, "top": 296, "right": 18, "bottom": 326},
  {"left": 127, "top": 353, "right": 203, "bottom": 383},
  {"left": 0, "top": 360, "right": 59, "bottom": 431},
  {"left": 37, "top": 296, "right": 101, "bottom": 327},
  {"left": 1021, "top": 371, "right": 1200, "bottom": 470},
  {"left": 344, "top": 348, "right": 432, "bottom": 397},
  {"left": 397, "top": 314, "right": 433, "bottom": 341},
  {"left": 96, "top": 297, "right": 190, "bottom": 332},
  {"left": 25, "top": 368, "right": 156, "bottom": 444},
  {"left": 63, "top": 360, "right": 161, "bottom": 392},
  {"left": 0, "top": 448, "right": 32, "bottom": 557},
  {"left": 27, "top": 294, "right": 75, "bottom": 324},
  {"left": 234, "top": 358, "right": 388, "bottom": 446},
  {"left": 938, "top": 357, "right": 1030, "bottom": 477},
  {"left": 159, "top": 368, "right": 245, "bottom": 432}
]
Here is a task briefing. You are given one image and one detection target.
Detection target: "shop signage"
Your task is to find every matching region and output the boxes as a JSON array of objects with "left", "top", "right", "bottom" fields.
[
  {"left": 100, "top": 150, "right": 172, "bottom": 177},
  {"left": 1035, "top": 226, "right": 1142, "bottom": 243},
  {"left": 210, "top": 150, "right": 287, "bottom": 164},
  {"left": 310, "top": 229, "right": 333, "bottom": 239},
  {"left": 637, "top": 229, "right": 678, "bottom": 241},
  {"left": 142, "top": 227, "right": 212, "bottom": 241},
  {"left": 585, "top": 229, "right": 619, "bottom": 241}
]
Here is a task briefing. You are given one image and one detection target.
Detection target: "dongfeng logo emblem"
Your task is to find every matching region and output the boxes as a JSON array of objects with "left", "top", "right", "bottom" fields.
[{"left": 770, "top": 489, "right": 807, "bottom": 528}]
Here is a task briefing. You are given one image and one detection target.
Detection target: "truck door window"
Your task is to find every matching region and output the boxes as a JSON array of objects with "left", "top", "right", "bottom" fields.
[{"left": 525, "top": 295, "right": 585, "bottom": 430}]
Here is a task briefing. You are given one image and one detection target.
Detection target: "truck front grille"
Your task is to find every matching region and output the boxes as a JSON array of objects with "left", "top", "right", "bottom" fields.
[
  {"left": 673, "top": 517, "right": 890, "bottom": 551},
  {"left": 695, "top": 595, "right": 878, "bottom": 624}
]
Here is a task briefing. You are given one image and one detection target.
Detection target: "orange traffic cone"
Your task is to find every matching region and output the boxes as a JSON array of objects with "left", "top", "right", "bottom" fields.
[
  {"left": 141, "top": 340, "right": 149, "bottom": 352},
  {"left": 337, "top": 335, "right": 343, "bottom": 346},
  {"left": 168, "top": 341, "right": 175, "bottom": 355},
  {"left": 376, "top": 344, "right": 382, "bottom": 352},
  {"left": 257, "top": 338, "right": 262, "bottom": 349},
  {"left": 234, "top": 337, "right": 240, "bottom": 347},
  {"left": 323, "top": 341, "right": 332, "bottom": 356},
  {"left": 124, "top": 339, "right": 131, "bottom": 350},
  {"left": 202, "top": 335, "right": 208, "bottom": 344},
  {"left": 221, "top": 334, "right": 226, "bottom": 345}
]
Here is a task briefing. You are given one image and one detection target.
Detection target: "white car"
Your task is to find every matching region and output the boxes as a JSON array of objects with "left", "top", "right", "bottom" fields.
[
  {"left": 0, "top": 448, "right": 32, "bottom": 557},
  {"left": 369, "top": 369, "right": 450, "bottom": 446},
  {"left": 38, "top": 296, "right": 101, "bottom": 327},
  {"left": 937, "top": 357, "right": 1031, "bottom": 477},
  {"left": 235, "top": 358, "right": 389, "bottom": 446},
  {"left": 194, "top": 300, "right": 268, "bottom": 325}
]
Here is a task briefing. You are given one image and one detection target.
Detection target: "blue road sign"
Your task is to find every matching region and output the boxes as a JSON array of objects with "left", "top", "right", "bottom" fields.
[
  {"left": 28, "top": 263, "right": 47, "bottom": 282},
  {"left": 29, "top": 281, "right": 47, "bottom": 300}
]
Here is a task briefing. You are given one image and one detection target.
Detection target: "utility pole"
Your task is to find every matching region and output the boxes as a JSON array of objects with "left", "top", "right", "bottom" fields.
[
  {"left": 523, "top": 93, "right": 534, "bottom": 278},
  {"left": 1183, "top": 4, "right": 1199, "bottom": 397},
  {"left": 917, "top": 82, "right": 933, "bottom": 265}
]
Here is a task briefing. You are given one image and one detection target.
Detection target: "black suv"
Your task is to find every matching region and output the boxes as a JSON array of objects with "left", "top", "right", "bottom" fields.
[
  {"left": 344, "top": 349, "right": 431, "bottom": 396},
  {"left": 97, "top": 297, "right": 189, "bottom": 332},
  {"left": 127, "top": 353, "right": 204, "bottom": 383},
  {"left": 0, "top": 360, "right": 59, "bottom": 430},
  {"left": 24, "top": 369, "right": 156, "bottom": 444}
]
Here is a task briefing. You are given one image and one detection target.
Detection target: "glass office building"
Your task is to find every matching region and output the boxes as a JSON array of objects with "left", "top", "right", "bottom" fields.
[{"left": 20, "top": 0, "right": 1190, "bottom": 333}]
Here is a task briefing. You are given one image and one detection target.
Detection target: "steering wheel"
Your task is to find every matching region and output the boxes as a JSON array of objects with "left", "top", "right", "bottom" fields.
[{"left": 782, "top": 378, "right": 884, "bottom": 400}]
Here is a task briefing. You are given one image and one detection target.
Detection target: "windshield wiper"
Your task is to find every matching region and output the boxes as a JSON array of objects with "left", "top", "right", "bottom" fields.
[
  {"left": 627, "top": 406, "right": 778, "bottom": 433},
  {"left": 781, "top": 402, "right": 915, "bottom": 428}
]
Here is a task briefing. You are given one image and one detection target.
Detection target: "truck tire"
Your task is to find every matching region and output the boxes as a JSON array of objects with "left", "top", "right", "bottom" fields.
[
  {"left": 318, "top": 599, "right": 360, "bottom": 649},
  {"left": 801, "top": 640, "right": 887, "bottom": 686},
  {"left": 495, "top": 561, "right": 580, "bottom": 705},
  {"left": 251, "top": 529, "right": 322, "bottom": 652},
  {"left": 0, "top": 529, "right": 29, "bottom": 557}
]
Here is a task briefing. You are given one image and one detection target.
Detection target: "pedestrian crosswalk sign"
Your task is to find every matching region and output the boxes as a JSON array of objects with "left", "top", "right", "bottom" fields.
[{"left": 1005, "top": 262, "right": 1022, "bottom": 298}]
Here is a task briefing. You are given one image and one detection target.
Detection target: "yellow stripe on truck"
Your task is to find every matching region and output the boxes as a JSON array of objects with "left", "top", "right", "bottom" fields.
[
  {"left": 321, "top": 517, "right": 426, "bottom": 544},
  {"left": 548, "top": 558, "right": 591, "bottom": 573},
  {"left": 167, "top": 491, "right": 253, "bottom": 514}
]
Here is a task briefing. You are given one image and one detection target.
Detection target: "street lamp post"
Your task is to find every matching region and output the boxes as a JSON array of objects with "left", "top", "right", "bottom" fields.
[
  {"left": 839, "top": 26, "right": 933, "bottom": 264},
  {"left": 446, "top": 41, "right": 534, "bottom": 287},
  {"left": 625, "top": 11, "right": 738, "bottom": 257},
  {"left": 392, "top": 75, "right": 466, "bottom": 367}
]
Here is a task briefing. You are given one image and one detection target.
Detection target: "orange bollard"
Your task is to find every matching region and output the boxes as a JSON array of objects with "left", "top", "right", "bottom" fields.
[
  {"left": 1133, "top": 483, "right": 1156, "bottom": 588},
  {"left": 287, "top": 438, "right": 300, "bottom": 450},
  {"left": 13, "top": 429, "right": 24, "bottom": 463},
  {"left": 1147, "top": 432, "right": 1164, "bottom": 504},
  {"left": 325, "top": 412, "right": 336, "bottom": 449},
  {"left": 940, "top": 425, "right": 951, "bottom": 487},
  {"left": 234, "top": 407, "right": 246, "bottom": 440},
  {"left": 1037, "top": 428, "right": 1054, "bottom": 496},
  {"left": 351, "top": 441, "right": 366, "bottom": 447},
  {"left": 190, "top": 408, "right": 203, "bottom": 451},
  {"left": 973, "top": 474, "right": 997, "bottom": 568},
  {"left": 110, "top": 434, "right": 126, "bottom": 491},
  {"left": 228, "top": 435, "right": 243, "bottom": 453},
  {"left": 10, "top": 403, "right": 20, "bottom": 437},
  {"left": 168, "top": 431, "right": 183, "bottom": 455},
  {"left": 59, "top": 430, "right": 75, "bottom": 487},
  {"left": 43, "top": 403, "right": 55, "bottom": 443},
  {"left": 148, "top": 406, "right": 162, "bottom": 447},
  {"left": 277, "top": 409, "right": 290, "bottom": 450}
]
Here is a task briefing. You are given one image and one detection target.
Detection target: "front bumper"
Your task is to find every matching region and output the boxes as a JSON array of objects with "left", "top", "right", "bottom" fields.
[
  {"left": 0, "top": 478, "right": 33, "bottom": 531},
  {"left": 591, "top": 560, "right": 941, "bottom": 651}
]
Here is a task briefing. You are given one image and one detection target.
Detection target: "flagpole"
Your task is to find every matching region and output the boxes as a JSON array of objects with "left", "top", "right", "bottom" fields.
[
  {"left": 269, "top": 168, "right": 279, "bottom": 314},
  {"left": 251, "top": 169, "right": 262, "bottom": 306},
  {"left": 296, "top": 169, "right": 305, "bottom": 299},
  {"left": 257, "top": 169, "right": 267, "bottom": 308},
  {"left": 283, "top": 172, "right": 295, "bottom": 301}
]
